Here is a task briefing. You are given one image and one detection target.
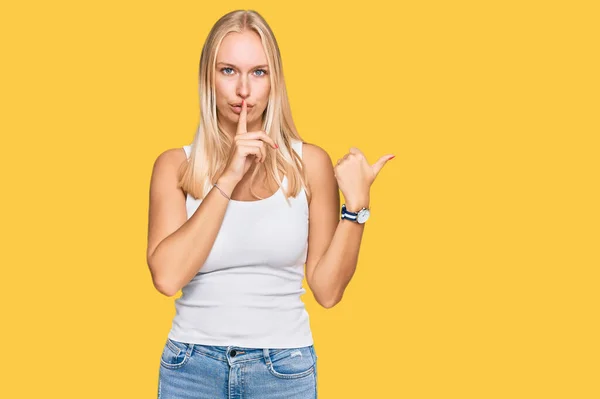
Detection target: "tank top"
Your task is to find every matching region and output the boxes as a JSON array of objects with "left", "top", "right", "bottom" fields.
[{"left": 167, "top": 139, "right": 314, "bottom": 348}]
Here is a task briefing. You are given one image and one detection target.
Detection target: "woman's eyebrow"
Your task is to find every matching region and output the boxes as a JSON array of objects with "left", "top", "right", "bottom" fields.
[{"left": 216, "top": 62, "right": 269, "bottom": 69}]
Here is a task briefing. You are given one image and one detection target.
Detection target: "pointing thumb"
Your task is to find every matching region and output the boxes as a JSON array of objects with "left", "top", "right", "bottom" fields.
[{"left": 371, "top": 154, "right": 395, "bottom": 176}]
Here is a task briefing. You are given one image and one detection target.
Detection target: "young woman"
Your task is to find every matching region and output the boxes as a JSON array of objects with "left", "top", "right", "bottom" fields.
[{"left": 147, "top": 9, "right": 393, "bottom": 399}]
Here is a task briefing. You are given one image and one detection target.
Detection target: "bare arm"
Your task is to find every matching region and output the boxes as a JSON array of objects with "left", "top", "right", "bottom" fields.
[
  {"left": 146, "top": 148, "right": 238, "bottom": 297},
  {"left": 303, "top": 143, "right": 366, "bottom": 308},
  {"left": 303, "top": 144, "right": 393, "bottom": 308},
  {"left": 148, "top": 100, "right": 277, "bottom": 296}
]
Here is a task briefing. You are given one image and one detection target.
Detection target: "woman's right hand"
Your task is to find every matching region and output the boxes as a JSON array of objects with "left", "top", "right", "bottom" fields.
[{"left": 221, "top": 99, "right": 278, "bottom": 184}]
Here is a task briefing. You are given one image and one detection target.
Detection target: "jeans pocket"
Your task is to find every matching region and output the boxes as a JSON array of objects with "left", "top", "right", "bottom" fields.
[
  {"left": 266, "top": 346, "right": 315, "bottom": 379},
  {"left": 160, "top": 338, "right": 192, "bottom": 370}
]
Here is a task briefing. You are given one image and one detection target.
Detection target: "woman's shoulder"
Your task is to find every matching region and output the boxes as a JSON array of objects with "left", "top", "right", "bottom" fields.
[
  {"left": 300, "top": 141, "right": 333, "bottom": 166},
  {"left": 298, "top": 141, "right": 335, "bottom": 186},
  {"left": 152, "top": 146, "right": 188, "bottom": 175}
]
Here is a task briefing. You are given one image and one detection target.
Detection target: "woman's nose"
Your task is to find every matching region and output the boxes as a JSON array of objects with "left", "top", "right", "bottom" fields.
[{"left": 237, "top": 77, "right": 250, "bottom": 97}]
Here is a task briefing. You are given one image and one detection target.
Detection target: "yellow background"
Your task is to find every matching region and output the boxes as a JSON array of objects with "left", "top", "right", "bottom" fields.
[{"left": 1, "top": 1, "right": 598, "bottom": 398}]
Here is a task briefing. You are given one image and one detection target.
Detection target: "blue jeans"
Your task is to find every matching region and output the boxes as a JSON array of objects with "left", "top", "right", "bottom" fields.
[{"left": 158, "top": 338, "right": 318, "bottom": 398}]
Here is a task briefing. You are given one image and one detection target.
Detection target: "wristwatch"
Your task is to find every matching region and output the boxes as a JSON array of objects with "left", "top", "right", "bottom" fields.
[{"left": 341, "top": 204, "right": 371, "bottom": 224}]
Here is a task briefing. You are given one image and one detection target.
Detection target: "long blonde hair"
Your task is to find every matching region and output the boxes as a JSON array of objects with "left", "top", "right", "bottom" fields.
[{"left": 178, "top": 9, "right": 310, "bottom": 205}]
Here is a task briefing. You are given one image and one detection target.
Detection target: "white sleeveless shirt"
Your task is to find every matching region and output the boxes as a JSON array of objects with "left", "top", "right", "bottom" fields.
[{"left": 167, "top": 139, "right": 314, "bottom": 348}]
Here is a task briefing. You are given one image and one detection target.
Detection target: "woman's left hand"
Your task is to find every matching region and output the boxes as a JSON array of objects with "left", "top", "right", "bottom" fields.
[{"left": 334, "top": 147, "right": 395, "bottom": 209}]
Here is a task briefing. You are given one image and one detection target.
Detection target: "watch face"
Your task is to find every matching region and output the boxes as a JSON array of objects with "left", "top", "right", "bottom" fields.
[{"left": 357, "top": 209, "right": 370, "bottom": 223}]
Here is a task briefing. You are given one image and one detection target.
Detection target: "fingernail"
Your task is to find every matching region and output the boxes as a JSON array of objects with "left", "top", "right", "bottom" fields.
[
  {"left": 275, "top": 144, "right": 279, "bottom": 149},
  {"left": 390, "top": 155, "right": 395, "bottom": 160}
]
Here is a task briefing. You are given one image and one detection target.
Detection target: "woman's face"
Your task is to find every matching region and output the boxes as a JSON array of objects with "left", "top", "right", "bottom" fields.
[{"left": 215, "top": 30, "right": 271, "bottom": 136}]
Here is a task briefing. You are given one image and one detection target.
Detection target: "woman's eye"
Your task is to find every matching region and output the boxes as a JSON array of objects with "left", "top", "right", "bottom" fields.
[{"left": 220, "top": 67, "right": 267, "bottom": 77}]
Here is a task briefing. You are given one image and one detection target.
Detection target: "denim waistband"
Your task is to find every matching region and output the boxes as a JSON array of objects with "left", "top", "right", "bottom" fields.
[{"left": 169, "top": 339, "right": 315, "bottom": 366}]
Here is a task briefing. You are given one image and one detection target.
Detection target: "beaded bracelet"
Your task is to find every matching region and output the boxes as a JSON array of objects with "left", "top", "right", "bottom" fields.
[{"left": 213, "top": 183, "right": 231, "bottom": 200}]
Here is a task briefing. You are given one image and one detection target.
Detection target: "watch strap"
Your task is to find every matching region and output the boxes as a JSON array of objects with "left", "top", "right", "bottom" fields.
[{"left": 341, "top": 204, "right": 365, "bottom": 222}]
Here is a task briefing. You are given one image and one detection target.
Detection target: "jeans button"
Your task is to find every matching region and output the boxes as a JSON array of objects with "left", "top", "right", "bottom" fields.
[{"left": 230, "top": 350, "right": 237, "bottom": 357}]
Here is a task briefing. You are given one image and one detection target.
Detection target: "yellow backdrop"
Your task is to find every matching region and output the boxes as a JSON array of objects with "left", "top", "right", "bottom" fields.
[{"left": 1, "top": 1, "right": 598, "bottom": 398}]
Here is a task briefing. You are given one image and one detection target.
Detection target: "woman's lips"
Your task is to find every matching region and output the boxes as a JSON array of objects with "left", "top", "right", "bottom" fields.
[{"left": 231, "top": 104, "right": 252, "bottom": 114}]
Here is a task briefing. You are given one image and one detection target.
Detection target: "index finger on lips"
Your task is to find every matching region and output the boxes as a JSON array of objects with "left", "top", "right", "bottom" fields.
[{"left": 236, "top": 99, "right": 247, "bottom": 136}]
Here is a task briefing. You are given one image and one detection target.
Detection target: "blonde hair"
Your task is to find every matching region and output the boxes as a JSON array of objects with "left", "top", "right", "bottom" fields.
[{"left": 178, "top": 9, "right": 310, "bottom": 205}]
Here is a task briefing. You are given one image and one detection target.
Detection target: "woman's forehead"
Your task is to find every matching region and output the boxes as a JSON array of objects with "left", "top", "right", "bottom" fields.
[{"left": 217, "top": 31, "right": 267, "bottom": 67}]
